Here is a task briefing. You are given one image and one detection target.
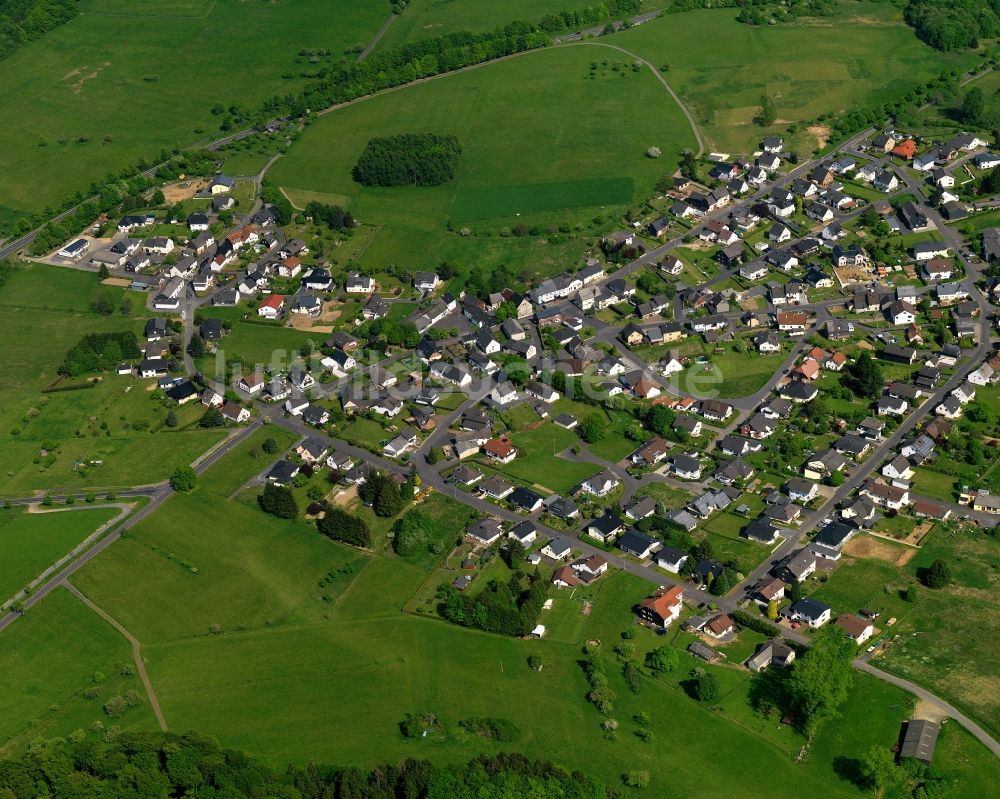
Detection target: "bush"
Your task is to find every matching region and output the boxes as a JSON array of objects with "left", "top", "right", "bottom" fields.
[
  {"left": 921, "top": 558, "right": 951, "bottom": 589},
  {"left": 692, "top": 671, "right": 719, "bottom": 702},
  {"left": 731, "top": 610, "right": 782, "bottom": 638},
  {"left": 392, "top": 509, "right": 432, "bottom": 556},
  {"left": 459, "top": 716, "right": 521, "bottom": 742}
]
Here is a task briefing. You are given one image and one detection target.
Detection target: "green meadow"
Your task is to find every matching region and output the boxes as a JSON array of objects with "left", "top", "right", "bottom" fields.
[
  {"left": 610, "top": 4, "right": 978, "bottom": 154},
  {"left": 0, "top": 586, "right": 158, "bottom": 753},
  {"left": 373, "top": 0, "right": 610, "bottom": 53},
  {"left": 0, "top": 0, "right": 389, "bottom": 217},
  {"left": 0, "top": 263, "right": 226, "bottom": 495},
  {"left": 0, "top": 431, "right": 991, "bottom": 795},
  {"left": 0, "top": 506, "right": 118, "bottom": 602},
  {"left": 811, "top": 528, "right": 1000, "bottom": 739},
  {"left": 270, "top": 44, "right": 697, "bottom": 278}
]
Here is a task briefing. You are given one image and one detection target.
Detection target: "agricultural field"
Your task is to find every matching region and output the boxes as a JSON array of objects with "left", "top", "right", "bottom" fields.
[
  {"left": 0, "top": 586, "right": 158, "bottom": 753},
  {"left": 10, "top": 542, "right": 998, "bottom": 797},
  {"left": 0, "top": 0, "right": 392, "bottom": 218},
  {"left": 0, "top": 263, "right": 228, "bottom": 495},
  {"left": 0, "top": 505, "right": 118, "bottom": 602},
  {"left": 611, "top": 4, "right": 978, "bottom": 154},
  {"left": 811, "top": 526, "right": 1000, "bottom": 738},
  {"left": 270, "top": 44, "right": 697, "bottom": 280}
]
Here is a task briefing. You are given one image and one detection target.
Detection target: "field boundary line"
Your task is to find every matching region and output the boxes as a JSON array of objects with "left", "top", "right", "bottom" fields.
[{"left": 63, "top": 580, "right": 168, "bottom": 732}]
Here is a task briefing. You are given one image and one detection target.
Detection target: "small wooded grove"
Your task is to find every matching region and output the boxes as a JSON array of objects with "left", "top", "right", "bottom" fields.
[
  {"left": 304, "top": 201, "right": 355, "bottom": 230},
  {"left": 352, "top": 134, "right": 462, "bottom": 187},
  {"left": 436, "top": 571, "right": 548, "bottom": 636},
  {"left": 0, "top": 0, "right": 77, "bottom": 62},
  {"left": 0, "top": 732, "right": 619, "bottom": 799},
  {"left": 59, "top": 332, "right": 142, "bottom": 376},
  {"left": 904, "top": 0, "right": 1000, "bottom": 50}
]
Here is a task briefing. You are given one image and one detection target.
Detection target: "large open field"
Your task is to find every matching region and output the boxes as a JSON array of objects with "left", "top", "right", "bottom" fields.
[
  {"left": 0, "top": 263, "right": 227, "bottom": 495},
  {"left": 374, "top": 0, "right": 619, "bottom": 53},
  {"left": 0, "top": 433, "right": 994, "bottom": 794},
  {"left": 611, "top": 4, "right": 978, "bottom": 154},
  {"left": 0, "top": 505, "right": 118, "bottom": 602},
  {"left": 0, "top": 585, "right": 158, "bottom": 753},
  {"left": 270, "top": 44, "right": 697, "bottom": 279},
  {"left": 0, "top": 0, "right": 391, "bottom": 218}
]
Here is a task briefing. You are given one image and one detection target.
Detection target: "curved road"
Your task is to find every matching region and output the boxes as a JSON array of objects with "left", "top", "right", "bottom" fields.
[
  {"left": 563, "top": 40, "right": 704, "bottom": 157},
  {"left": 855, "top": 660, "right": 1000, "bottom": 758}
]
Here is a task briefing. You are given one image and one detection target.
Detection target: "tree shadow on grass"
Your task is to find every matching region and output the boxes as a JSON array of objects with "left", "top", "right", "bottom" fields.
[{"left": 831, "top": 756, "right": 866, "bottom": 788}]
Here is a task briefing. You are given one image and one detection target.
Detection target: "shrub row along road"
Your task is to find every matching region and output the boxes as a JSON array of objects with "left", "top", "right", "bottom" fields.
[{"left": 0, "top": 421, "right": 263, "bottom": 633}]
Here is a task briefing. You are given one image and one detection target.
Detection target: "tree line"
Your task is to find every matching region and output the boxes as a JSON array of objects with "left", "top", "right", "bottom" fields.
[
  {"left": 0, "top": 732, "right": 618, "bottom": 799},
  {"left": 0, "top": 0, "right": 77, "bottom": 63},
  {"left": 59, "top": 332, "right": 142, "bottom": 377},
  {"left": 23, "top": 148, "right": 218, "bottom": 254},
  {"left": 352, "top": 134, "right": 462, "bottom": 187}
]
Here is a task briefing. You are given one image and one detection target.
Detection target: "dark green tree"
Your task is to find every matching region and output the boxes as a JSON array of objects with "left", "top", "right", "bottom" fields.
[
  {"left": 258, "top": 483, "right": 298, "bottom": 519},
  {"left": 169, "top": 466, "right": 197, "bottom": 492}
]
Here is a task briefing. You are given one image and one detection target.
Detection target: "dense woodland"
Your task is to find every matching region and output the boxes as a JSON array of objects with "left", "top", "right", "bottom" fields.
[
  {"left": 59, "top": 332, "right": 142, "bottom": 377},
  {"left": 0, "top": 733, "right": 617, "bottom": 799},
  {"left": 352, "top": 134, "right": 463, "bottom": 187},
  {"left": 0, "top": 0, "right": 77, "bottom": 62},
  {"left": 904, "top": 0, "right": 1000, "bottom": 51}
]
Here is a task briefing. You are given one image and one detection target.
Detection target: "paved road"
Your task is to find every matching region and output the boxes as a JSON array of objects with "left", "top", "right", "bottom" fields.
[{"left": 0, "top": 421, "right": 263, "bottom": 632}]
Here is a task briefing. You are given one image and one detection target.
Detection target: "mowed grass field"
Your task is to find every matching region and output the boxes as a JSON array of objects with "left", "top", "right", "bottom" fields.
[
  {"left": 1, "top": 437, "right": 996, "bottom": 795},
  {"left": 0, "top": 263, "right": 227, "bottom": 494},
  {"left": 610, "top": 4, "right": 978, "bottom": 153},
  {"left": 0, "top": 506, "right": 118, "bottom": 601},
  {"left": 270, "top": 44, "right": 697, "bottom": 276},
  {"left": 0, "top": 0, "right": 390, "bottom": 216},
  {"left": 373, "top": 0, "right": 621, "bottom": 52}
]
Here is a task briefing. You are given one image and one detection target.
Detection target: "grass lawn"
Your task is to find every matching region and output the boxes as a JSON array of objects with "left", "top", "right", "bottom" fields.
[
  {"left": 586, "top": 430, "right": 643, "bottom": 463},
  {"left": 0, "top": 506, "right": 118, "bottom": 602},
  {"left": 205, "top": 319, "right": 325, "bottom": 369},
  {"left": 0, "top": 263, "right": 228, "bottom": 494},
  {"left": 497, "top": 423, "right": 601, "bottom": 494},
  {"left": 811, "top": 526, "right": 1000, "bottom": 738},
  {"left": 911, "top": 466, "right": 958, "bottom": 502},
  {"left": 270, "top": 44, "right": 696, "bottom": 280},
  {"left": 338, "top": 418, "right": 394, "bottom": 450},
  {"left": 0, "top": 585, "right": 158, "bottom": 754},
  {"left": 634, "top": 481, "right": 694, "bottom": 511},
  {"left": 0, "top": 0, "right": 389, "bottom": 216}
]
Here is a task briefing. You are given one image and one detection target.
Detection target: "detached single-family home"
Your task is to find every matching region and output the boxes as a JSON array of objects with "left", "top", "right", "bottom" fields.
[{"left": 638, "top": 586, "right": 684, "bottom": 629}]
